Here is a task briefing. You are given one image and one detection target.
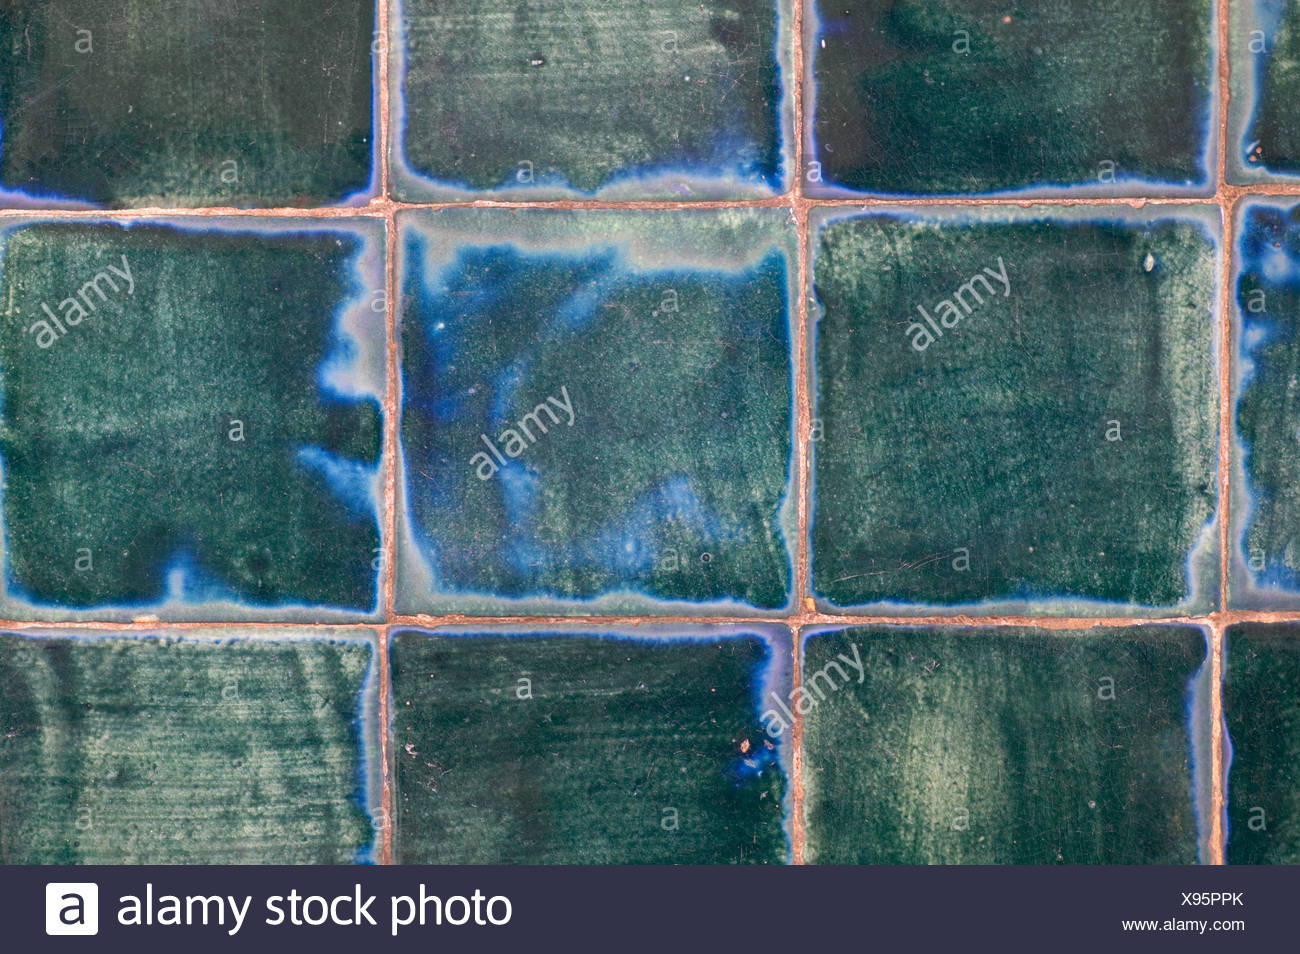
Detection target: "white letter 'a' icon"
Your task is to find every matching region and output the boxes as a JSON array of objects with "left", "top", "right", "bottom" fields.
[{"left": 46, "top": 883, "right": 99, "bottom": 936}]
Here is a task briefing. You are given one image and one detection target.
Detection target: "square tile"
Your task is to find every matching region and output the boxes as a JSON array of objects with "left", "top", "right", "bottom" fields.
[
  {"left": 0, "top": 219, "right": 386, "bottom": 620},
  {"left": 807, "top": 0, "right": 1215, "bottom": 196},
  {"left": 390, "top": 627, "right": 791, "bottom": 864},
  {"left": 1232, "top": 200, "right": 1300, "bottom": 608},
  {"left": 0, "top": 0, "right": 376, "bottom": 208},
  {"left": 0, "top": 630, "right": 379, "bottom": 864},
  {"left": 1228, "top": 1, "right": 1300, "bottom": 183},
  {"left": 801, "top": 625, "right": 1213, "bottom": 864},
  {"left": 396, "top": 208, "right": 796, "bottom": 614},
  {"left": 1225, "top": 623, "right": 1300, "bottom": 864},
  {"left": 811, "top": 206, "right": 1220, "bottom": 615},
  {"left": 391, "top": 0, "right": 791, "bottom": 199}
]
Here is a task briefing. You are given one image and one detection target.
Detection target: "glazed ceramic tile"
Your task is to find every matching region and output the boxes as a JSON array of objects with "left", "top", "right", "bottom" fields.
[
  {"left": 801, "top": 625, "right": 1213, "bottom": 865},
  {"left": 811, "top": 206, "right": 1220, "bottom": 616},
  {"left": 390, "top": 627, "right": 791, "bottom": 864},
  {"left": 806, "top": 0, "right": 1216, "bottom": 197},
  {"left": 1228, "top": 1, "right": 1300, "bottom": 183},
  {"left": 0, "top": 219, "right": 386, "bottom": 621},
  {"left": 0, "top": 0, "right": 377, "bottom": 208},
  {"left": 1225, "top": 623, "right": 1300, "bottom": 864},
  {"left": 391, "top": 0, "right": 792, "bottom": 199},
  {"left": 396, "top": 208, "right": 796, "bottom": 615},
  {"left": 0, "top": 630, "right": 379, "bottom": 864},
  {"left": 1231, "top": 200, "right": 1300, "bottom": 608}
]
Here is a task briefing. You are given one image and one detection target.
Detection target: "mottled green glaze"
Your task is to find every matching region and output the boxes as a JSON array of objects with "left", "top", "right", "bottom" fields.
[
  {"left": 1234, "top": 202, "right": 1300, "bottom": 603},
  {"left": 395, "top": 0, "right": 785, "bottom": 196},
  {"left": 0, "top": 222, "right": 383, "bottom": 613},
  {"left": 802, "top": 626, "right": 1209, "bottom": 865},
  {"left": 0, "top": 0, "right": 374, "bottom": 206},
  {"left": 1225, "top": 624, "right": 1300, "bottom": 864},
  {"left": 0, "top": 633, "right": 375, "bottom": 864},
  {"left": 1242, "top": 1, "right": 1300, "bottom": 177},
  {"left": 812, "top": 210, "right": 1218, "bottom": 611},
  {"left": 811, "top": 0, "right": 1212, "bottom": 194},
  {"left": 391, "top": 630, "right": 788, "bottom": 864},
  {"left": 398, "top": 209, "right": 794, "bottom": 613}
]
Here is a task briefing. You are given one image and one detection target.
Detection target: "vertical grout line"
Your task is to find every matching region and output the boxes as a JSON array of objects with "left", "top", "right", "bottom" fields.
[
  {"left": 1210, "top": 620, "right": 1226, "bottom": 865},
  {"left": 377, "top": 628, "right": 394, "bottom": 865},
  {"left": 377, "top": 0, "right": 393, "bottom": 203},
  {"left": 379, "top": 215, "right": 398, "bottom": 866},
  {"left": 791, "top": 0, "right": 806, "bottom": 201},
  {"left": 791, "top": 2, "right": 811, "bottom": 612},
  {"left": 789, "top": 622, "right": 806, "bottom": 863},
  {"left": 1212, "top": 0, "right": 1232, "bottom": 868},
  {"left": 789, "top": 0, "right": 811, "bottom": 866},
  {"left": 377, "top": 0, "right": 397, "bottom": 867}
]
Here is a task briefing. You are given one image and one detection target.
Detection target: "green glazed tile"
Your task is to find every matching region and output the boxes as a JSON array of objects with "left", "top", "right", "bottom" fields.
[
  {"left": 392, "top": 0, "right": 791, "bottom": 199},
  {"left": 1225, "top": 623, "right": 1300, "bottom": 864},
  {"left": 811, "top": 207, "right": 1220, "bottom": 615},
  {"left": 801, "top": 625, "right": 1212, "bottom": 865},
  {"left": 396, "top": 208, "right": 795, "bottom": 615},
  {"left": 0, "top": 219, "right": 386, "bottom": 620},
  {"left": 1232, "top": 200, "right": 1300, "bottom": 608},
  {"left": 1228, "top": 1, "right": 1300, "bottom": 183},
  {"left": 390, "top": 628, "right": 791, "bottom": 864},
  {"left": 808, "top": 0, "right": 1215, "bottom": 196},
  {"left": 0, "top": 631, "right": 378, "bottom": 864},
  {"left": 0, "top": 0, "right": 376, "bottom": 207}
]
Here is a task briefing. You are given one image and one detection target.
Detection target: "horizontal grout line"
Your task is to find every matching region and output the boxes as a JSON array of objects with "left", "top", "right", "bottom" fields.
[
  {"left": 4, "top": 186, "right": 1300, "bottom": 221},
  {"left": 1, "top": 609, "right": 1300, "bottom": 632}
]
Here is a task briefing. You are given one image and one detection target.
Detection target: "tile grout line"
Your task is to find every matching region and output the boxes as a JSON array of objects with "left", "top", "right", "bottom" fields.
[
  {"left": 1210, "top": 620, "right": 1226, "bottom": 865},
  {"left": 1211, "top": 0, "right": 1232, "bottom": 867},
  {"left": 789, "top": 0, "right": 809, "bottom": 866},
  {"left": 788, "top": 622, "right": 806, "bottom": 864},
  {"left": 377, "top": 0, "right": 396, "bottom": 867},
  {"left": 12, "top": 187, "right": 1300, "bottom": 222},
  {"left": 13, "top": 609, "right": 1300, "bottom": 632}
]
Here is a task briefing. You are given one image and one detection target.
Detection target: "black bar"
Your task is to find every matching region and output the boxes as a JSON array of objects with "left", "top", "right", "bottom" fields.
[{"left": 6, "top": 865, "right": 1291, "bottom": 952}]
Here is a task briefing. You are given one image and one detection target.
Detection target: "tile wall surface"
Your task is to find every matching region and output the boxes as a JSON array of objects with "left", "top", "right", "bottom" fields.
[{"left": 0, "top": 0, "right": 1295, "bottom": 865}]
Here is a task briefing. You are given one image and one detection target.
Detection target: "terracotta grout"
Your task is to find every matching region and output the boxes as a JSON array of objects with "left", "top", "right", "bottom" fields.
[
  {"left": 788, "top": 621, "right": 806, "bottom": 864},
  {"left": 1210, "top": 620, "right": 1226, "bottom": 865},
  {"left": 789, "top": 0, "right": 809, "bottom": 866},
  {"left": 9, "top": 186, "right": 1300, "bottom": 222},
  {"left": 377, "top": 0, "right": 396, "bottom": 867},
  {"left": 6, "top": 609, "right": 1300, "bottom": 632},
  {"left": 1210, "top": 0, "right": 1232, "bottom": 867}
]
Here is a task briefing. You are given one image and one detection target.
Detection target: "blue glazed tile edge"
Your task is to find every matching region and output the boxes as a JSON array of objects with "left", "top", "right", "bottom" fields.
[
  {"left": 0, "top": 216, "right": 389, "bottom": 623},
  {"left": 805, "top": 204, "right": 1225, "bottom": 619}
]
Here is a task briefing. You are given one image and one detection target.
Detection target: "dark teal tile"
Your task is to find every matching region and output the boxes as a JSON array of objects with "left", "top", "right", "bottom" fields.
[
  {"left": 0, "top": 0, "right": 376, "bottom": 207},
  {"left": 802, "top": 625, "right": 1212, "bottom": 864},
  {"left": 811, "top": 206, "right": 1220, "bottom": 615},
  {"left": 1232, "top": 200, "right": 1300, "bottom": 608},
  {"left": 392, "top": 0, "right": 791, "bottom": 199},
  {"left": 807, "top": 0, "right": 1215, "bottom": 196},
  {"left": 0, "top": 219, "right": 386, "bottom": 620},
  {"left": 1228, "top": 1, "right": 1300, "bottom": 183},
  {"left": 0, "top": 630, "right": 379, "bottom": 864},
  {"left": 1226, "top": 623, "right": 1300, "bottom": 864},
  {"left": 391, "top": 627, "right": 790, "bottom": 864},
  {"left": 396, "top": 209, "right": 795, "bottom": 615}
]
